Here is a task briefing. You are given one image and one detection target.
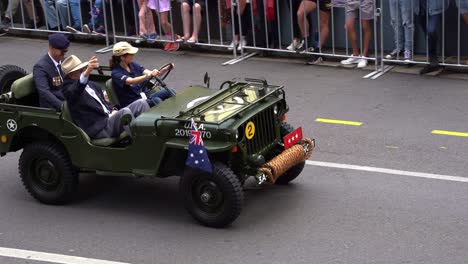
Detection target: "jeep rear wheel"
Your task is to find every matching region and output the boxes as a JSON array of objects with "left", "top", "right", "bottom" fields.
[
  {"left": 180, "top": 162, "right": 243, "bottom": 228},
  {"left": 19, "top": 142, "right": 78, "bottom": 205},
  {"left": 0, "top": 65, "right": 27, "bottom": 94},
  {"left": 275, "top": 122, "right": 305, "bottom": 185}
]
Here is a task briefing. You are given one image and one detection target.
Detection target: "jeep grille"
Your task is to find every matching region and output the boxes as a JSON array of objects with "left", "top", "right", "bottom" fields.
[{"left": 244, "top": 107, "right": 277, "bottom": 154}]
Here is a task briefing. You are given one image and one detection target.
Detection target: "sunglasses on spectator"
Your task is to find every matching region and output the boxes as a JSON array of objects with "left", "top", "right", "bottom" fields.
[{"left": 57, "top": 49, "right": 68, "bottom": 55}]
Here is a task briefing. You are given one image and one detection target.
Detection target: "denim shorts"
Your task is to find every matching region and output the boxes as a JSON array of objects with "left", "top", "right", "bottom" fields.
[{"left": 346, "top": 0, "right": 375, "bottom": 20}]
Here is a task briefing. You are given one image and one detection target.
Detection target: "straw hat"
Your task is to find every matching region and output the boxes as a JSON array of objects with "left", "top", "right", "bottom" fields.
[
  {"left": 112, "top": 41, "right": 139, "bottom": 56},
  {"left": 61, "top": 55, "right": 89, "bottom": 76}
]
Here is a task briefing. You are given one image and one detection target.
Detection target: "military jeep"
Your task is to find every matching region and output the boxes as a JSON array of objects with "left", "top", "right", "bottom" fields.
[{"left": 0, "top": 64, "right": 315, "bottom": 227}]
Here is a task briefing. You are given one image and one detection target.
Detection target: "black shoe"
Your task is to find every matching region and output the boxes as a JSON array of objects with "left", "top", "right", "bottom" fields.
[
  {"left": 420, "top": 64, "right": 441, "bottom": 75},
  {"left": 306, "top": 55, "right": 324, "bottom": 65},
  {"left": 1, "top": 17, "right": 11, "bottom": 26}
]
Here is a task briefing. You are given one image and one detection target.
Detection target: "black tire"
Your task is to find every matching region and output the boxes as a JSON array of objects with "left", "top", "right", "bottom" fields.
[
  {"left": 180, "top": 162, "right": 243, "bottom": 228},
  {"left": 19, "top": 142, "right": 78, "bottom": 205},
  {"left": 275, "top": 122, "right": 305, "bottom": 185},
  {"left": 0, "top": 65, "right": 28, "bottom": 94}
]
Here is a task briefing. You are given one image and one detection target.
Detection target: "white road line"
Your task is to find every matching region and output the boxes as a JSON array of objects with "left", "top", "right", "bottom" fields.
[
  {"left": 0, "top": 247, "right": 131, "bottom": 264},
  {"left": 306, "top": 160, "right": 468, "bottom": 183}
]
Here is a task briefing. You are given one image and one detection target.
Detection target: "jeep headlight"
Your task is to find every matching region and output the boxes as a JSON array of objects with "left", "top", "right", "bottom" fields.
[
  {"left": 235, "top": 129, "right": 239, "bottom": 140},
  {"left": 273, "top": 104, "right": 279, "bottom": 115}
]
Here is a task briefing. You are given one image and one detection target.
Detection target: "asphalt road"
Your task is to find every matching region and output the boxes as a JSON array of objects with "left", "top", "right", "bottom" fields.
[{"left": 0, "top": 37, "right": 467, "bottom": 264}]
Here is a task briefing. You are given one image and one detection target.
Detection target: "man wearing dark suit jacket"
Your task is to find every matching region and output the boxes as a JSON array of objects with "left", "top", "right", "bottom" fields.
[
  {"left": 33, "top": 33, "right": 70, "bottom": 111},
  {"left": 61, "top": 55, "right": 149, "bottom": 139}
]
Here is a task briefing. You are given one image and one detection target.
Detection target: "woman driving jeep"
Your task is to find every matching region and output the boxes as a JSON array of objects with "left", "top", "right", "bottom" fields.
[{"left": 110, "top": 41, "right": 176, "bottom": 108}]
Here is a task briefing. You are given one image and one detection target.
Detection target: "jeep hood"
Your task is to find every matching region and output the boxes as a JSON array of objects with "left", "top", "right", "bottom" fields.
[{"left": 136, "top": 83, "right": 282, "bottom": 125}]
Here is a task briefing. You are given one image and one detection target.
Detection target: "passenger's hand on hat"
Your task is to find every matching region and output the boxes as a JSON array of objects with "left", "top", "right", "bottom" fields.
[
  {"left": 88, "top": 56, "right": 99, "bottom": 69},
  {"left": 84, "top": 56, "right": 99, "bottom": 76}
]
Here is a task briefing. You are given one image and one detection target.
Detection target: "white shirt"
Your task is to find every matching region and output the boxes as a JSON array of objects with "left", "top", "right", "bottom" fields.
[
  {"left": 80, "top": 74, "right": 110, "bottom": 115},
  {"left": 48, "top": 53, "right": 63, "bottom": 81}
]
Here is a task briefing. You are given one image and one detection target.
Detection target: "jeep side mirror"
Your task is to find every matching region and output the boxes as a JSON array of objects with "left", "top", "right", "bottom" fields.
[{"left": 204, "top": 72, "right": 210, "bottom": 88}]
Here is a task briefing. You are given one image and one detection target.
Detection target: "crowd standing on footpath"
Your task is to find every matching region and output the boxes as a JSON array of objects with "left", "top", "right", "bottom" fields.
[{"left": 1, "top": 0, "right": 468, "bottom": 74}]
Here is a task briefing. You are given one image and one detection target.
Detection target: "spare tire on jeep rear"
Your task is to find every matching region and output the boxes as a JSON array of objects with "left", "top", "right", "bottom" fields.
[{"left": 0, "top": 65, "right": 27, "bottom": 94}]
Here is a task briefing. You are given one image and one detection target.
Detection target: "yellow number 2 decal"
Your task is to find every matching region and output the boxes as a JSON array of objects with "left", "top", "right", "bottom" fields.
[{"left": 245, "top": 121, "right": 255, "bottom": 140}]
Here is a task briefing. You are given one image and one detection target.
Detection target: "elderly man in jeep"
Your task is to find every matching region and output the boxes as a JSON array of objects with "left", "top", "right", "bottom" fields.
[{"left": 61, "top": 55, "right": 149, "bottom": 139}]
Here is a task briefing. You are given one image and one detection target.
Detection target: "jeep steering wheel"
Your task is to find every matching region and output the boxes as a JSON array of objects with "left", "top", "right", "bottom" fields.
[
  {"left": 142, "top": 63, "right": 174, "bottom": 94},
  {"left": 157, "top": 63, "right": 173, "bottom": 81}
]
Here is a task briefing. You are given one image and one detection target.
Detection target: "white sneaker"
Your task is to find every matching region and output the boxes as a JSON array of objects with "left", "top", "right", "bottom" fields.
[
  {"left": 227, "top": 40, "right": 238, "bottom": 51},
  {"left": 357, "top": 58, "right": 368, "bottom": 68},
  {"left": 341, "top": 55, "right": 361, "bottom": 65},
  {"left": 286, "top": 39, "right": 299, "bottom": 51},
  {"left": 295, "top": 39, "right": 304, "bottom": 51},
  {"left": 237, "top": 38, "right": 246, "bottom": 51}
]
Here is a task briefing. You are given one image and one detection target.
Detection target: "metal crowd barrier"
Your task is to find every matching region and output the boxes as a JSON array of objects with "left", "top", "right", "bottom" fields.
[{"left": 1, "top": 0, "right": 468, "bottom": 72}]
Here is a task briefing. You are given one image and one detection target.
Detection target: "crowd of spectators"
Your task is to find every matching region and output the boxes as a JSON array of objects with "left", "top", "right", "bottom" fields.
[{"left": 1, "top": 0, "right": 467, "bottom": 72}]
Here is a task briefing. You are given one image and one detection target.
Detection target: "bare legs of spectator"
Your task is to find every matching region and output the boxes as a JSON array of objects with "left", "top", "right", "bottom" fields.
[
  {"left": 137, "top": 0, "right": 156, "bottom": 42},
  {"left": 3, "top": 0, "right": 41, "bottom": 28},
  {"left": 297, "top": 0, "right": 315, "bottom": 52},
  {"left": 297, "top": 0, "right": 330, "bottom": 55},
  {"left": 158, "top": 11, "right": 180, "bottom": 51},
  {"left": 341, "top": 17, "right": 372, "bottom": 68},
  {"left": 180, "top": 2, "right": 201, "bottom": 43}
]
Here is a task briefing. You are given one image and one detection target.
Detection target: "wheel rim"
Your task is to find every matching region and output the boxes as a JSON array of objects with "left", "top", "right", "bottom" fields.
[
  {"left": 192, "top": 179, "right": 224, "bottom": 214},
  {"left": 30, "top": 158, "right": 61, "bottom": 191}
]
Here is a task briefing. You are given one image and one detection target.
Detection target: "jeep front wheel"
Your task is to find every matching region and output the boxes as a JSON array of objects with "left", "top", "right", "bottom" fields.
[
  {"left": 19, "top": 142, "right": 78, "bottom": 205},
  {"left": 180, "top": 162, "right": 243, "bottom": 228}
]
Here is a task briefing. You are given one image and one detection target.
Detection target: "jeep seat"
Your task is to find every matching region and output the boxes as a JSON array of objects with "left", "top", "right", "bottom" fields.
[
  {"left": 11, "top": 74, "right": 39, "bottom": 106},
  {"left": 61, "top": 102, "right": 130, "bottom": 147},
  {"left": 105, "top": 79, "right": 120, "bottom": 106}
]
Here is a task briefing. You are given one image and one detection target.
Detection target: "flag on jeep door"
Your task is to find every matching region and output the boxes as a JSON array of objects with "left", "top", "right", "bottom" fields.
[{"left": 186, "top": 119, "right": 212, "bottom": 173}]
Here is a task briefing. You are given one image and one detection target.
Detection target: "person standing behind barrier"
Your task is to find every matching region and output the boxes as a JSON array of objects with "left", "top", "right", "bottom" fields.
[
  {"left": 177, "top": 0, "right": 204, "bottom": 43},
  {"left": 295, "top": 0, "right": 331, "bottom": 65},
  {"left": 228, "top": 0, "right": 250, "bottom": 51},
  {"left": 287, "top": 0, "right": 303, "bottom": 51},
  {"left": 1, "top": 0, "right": 42, "bottom": 29},
  {"left": 136, "top": 0, "right": 157, "bottom": 43},
  {"left": 147, "top": 0, "right": 181, "bottom": 51},
  {"left": 340, "top": 0, "right": 374, "bottom": 69},
  {"left": 39, "top": 0, "right": 67, "bottom": 30},
  {"left": 386, "top": 0, "right": 414, "bottom": 61},
  {"left": 415, "top": 0, "right": 449, "bottom": 75},
  {"left": 456, "top": 0, "right": 468, "bottom": 24},
  {"left": 456, "top": 0, "right": 468, "bottom": 64},
  {"left": 82, "top": 0, "right": 105, "bottom": 34},
  {"left": 58, "top": 0, "right": 83, "bottom": 32}
]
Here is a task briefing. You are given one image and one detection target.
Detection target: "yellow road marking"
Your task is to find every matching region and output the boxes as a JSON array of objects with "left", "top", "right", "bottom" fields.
[
  {"left": 432, "top": 130, "right": 468, "bottom": 138},
  {"left": 385, "top": 146, "right": 399, "bottom": 149},
  {"left": 315, "top": 118, "right": 363, "bottom": 126}
]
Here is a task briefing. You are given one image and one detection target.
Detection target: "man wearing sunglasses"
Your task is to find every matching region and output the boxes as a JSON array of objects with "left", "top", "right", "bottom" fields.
[{"left": 33, "top": 33, "right": 70, "bottom": 111}]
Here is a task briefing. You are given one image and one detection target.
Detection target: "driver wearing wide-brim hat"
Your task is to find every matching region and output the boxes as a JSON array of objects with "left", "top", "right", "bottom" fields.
[
  {"left": 61, "top": 54, "right": 149, "bottom": 139},
  {"left": 109, "top": 41, "right": 176, "bottom": 108}
]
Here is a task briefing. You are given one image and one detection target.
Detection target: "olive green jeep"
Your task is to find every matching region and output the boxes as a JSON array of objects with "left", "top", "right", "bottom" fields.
[{"left": 0, "top": 64, "right": 315, "bottom": 227}]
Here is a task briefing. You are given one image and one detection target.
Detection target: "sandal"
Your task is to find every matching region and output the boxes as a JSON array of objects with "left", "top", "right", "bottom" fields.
[
  {"left": 163, "top": 42, "right": 172, "bottom": 51},
  {"left": 170, "top": 42, "right": 180, "bottom": 51},
  {"left": 187, "top": 37, "right": 198, "bottom": 44},
  {"left": 176, "top": 36, "right": 186, "bottom": 43}
]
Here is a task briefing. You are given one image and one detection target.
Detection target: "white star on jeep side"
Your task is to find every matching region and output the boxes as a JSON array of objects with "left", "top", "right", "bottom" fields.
[{"left": 6, "top": 119, "right": 17, "bottom": 132}]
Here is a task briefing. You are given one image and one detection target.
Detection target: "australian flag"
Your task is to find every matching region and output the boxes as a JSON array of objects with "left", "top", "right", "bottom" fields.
[{"left": 185, "top": 119, "right": 212, "bottom": 173}]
